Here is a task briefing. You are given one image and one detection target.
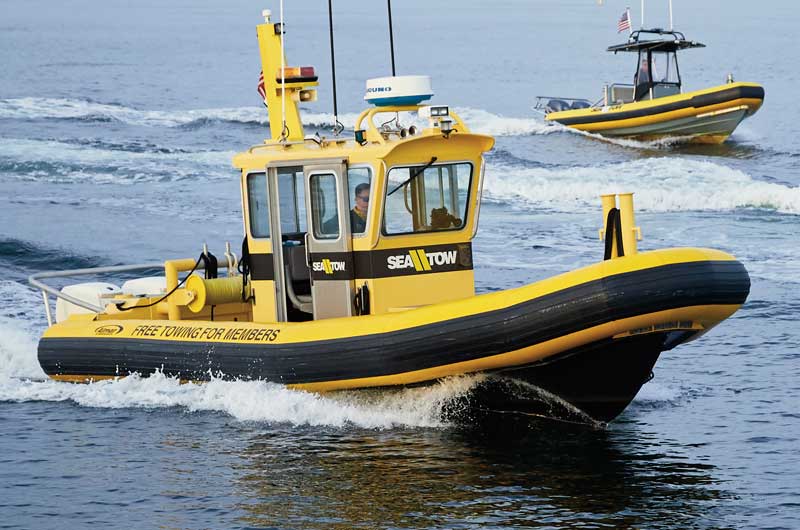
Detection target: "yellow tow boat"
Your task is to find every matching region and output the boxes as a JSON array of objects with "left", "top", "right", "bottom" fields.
[
  {"left": 30, "top": 10, "right": 750, "bottom": 423},
  {"left": 536, "top": 28, "right": 764, "bottom": 144}
]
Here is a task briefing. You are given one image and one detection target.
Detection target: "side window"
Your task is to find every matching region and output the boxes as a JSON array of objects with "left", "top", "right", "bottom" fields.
[
  {"left": 247, "top": 172, "right": 270, "bottom": 238},
  {"left": 383, "top": 162, "right": 472, "bottom": 235},
  {"left": 636, "top": 51, "right": 651, "bottom": 84},
  {"left": 277, "top": 166, "right": 307, "bottom": 234},
  {"left": 310, "top": 173, "right": 339, "bottom": 240},
  {"left": 347, "top": 167, "right": 372, "bottom": 235}
]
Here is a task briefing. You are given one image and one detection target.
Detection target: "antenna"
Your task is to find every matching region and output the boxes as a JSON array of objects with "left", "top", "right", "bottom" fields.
[
  {"left": 327, "top": 0, "right": 343, "bottom": 135},
  {"left": 279, "top": 0, "right": 288, "bottom": 141},
  {"left": 669, "top": 0, "right": 673, "bottom": 30},
  {"left": 640, "top": 0, "right": 645, "bottom": 28},
  {"left": 387, "top": 0, "right": 396, "bottom": 76}
]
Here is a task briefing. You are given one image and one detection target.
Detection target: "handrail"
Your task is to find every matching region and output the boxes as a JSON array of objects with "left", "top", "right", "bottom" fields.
[
  {"left": 246, "top": 136, "right": 323, "bottom": 153},
  {"left": 354, "top": 105, "right": 470, "bottom": 145},
  {"left": 28, "top": 261, "right": 213, "bottom": 325}
]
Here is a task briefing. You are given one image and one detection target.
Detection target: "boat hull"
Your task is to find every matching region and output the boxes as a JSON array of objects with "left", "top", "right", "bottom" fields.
[
  {"left": 38, "top": 248, "right": 750, "bottom": 422},
  {"left": 466, "top": 331, "right": 675, "bottom": 422},
  {"left": 545, "top": 82, "right": 764, "bottom": 144}
]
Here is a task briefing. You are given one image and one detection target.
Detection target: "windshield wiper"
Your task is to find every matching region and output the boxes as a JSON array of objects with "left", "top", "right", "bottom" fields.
[{"left": 387, "top": 156, "right": 437, "bottom": 196}]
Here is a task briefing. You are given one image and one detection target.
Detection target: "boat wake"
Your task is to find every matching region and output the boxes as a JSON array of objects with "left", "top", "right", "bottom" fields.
[
  {"left": 451, "top": 376, "right": 606, "bottom": 428},
  {"left": 2, "top": 97, "right": 785, "bottom": 154},
  {"left": 0, "top": 97, "right": 267, "bottom": 128},
  {"left": 572, "top": 127, "right": 701, "bottom": 149},
  {"left": 0, "top": 309, "right": 488, "bottom": 428},
  {"left": 0, "top": 304, "right": 604, "bottom": 429},
  {"left": 633, "top": 379, "right": 685, "bottom": 404},
  {"left": 0, "top": 138, "right": 234, "bottom": 184},
  {"left": 0, "top": 321, "right": 463, "bottom": 428},
  {"left": 484, "top": 157, "right": 800, "bottom": 215},
  {"left": 0, "top": 97, "right": 549, "bottom": 138}
]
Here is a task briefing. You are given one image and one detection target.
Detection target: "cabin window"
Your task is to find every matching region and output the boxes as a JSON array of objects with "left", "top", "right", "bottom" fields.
[
  {"left": 347, "top": 167, "right": 372, "bottom": 235},
  {"left": 310, "top": 173, "right": 340, "bottom": 240},
  {"left": 247, "top": 172, "right": 270, "bottom": 238},
  {"left": 383, "top": 162, "right": 472, "bottom": 235},
  {"left": 650, "top": 51, "right": 680, "bottom": 84},
  {"left": 278, "top": 166, "right": 307, "bottom": 234}
]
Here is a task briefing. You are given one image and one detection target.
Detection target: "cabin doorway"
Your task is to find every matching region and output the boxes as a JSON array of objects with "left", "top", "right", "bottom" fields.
[
  {"left": 303, "top": 161, "right": 355, "bottom": 320},
  {"left": 265, "top": 160, "right": 353, "bottom": 322}
]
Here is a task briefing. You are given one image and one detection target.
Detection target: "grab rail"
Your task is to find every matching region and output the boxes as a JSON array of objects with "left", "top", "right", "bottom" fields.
[{"left": 28, "top": 262, "right": 216, "bottom": 326}]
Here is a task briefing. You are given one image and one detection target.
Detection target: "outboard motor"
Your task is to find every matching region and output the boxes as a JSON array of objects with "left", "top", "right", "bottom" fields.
[{"left": 546, "top": 99, "right": 571, "bottom": 113}]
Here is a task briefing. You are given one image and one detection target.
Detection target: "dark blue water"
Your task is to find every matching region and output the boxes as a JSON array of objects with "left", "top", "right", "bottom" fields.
[{"left": 2, "top": 1, "right": 799, "bottom": 528}]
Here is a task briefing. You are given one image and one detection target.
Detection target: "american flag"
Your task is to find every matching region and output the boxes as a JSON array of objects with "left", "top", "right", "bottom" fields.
[
  {"left": 617, "top": 10, "right": 631, "bottom": 33},
  {"left": 257, "top": 70, "right": 266, "bottom": 100}
]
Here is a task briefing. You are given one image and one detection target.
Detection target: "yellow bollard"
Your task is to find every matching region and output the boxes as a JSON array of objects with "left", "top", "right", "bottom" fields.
[
  {"left": 600, "top": 193, "right": 617, "bottom": 225},
  {"left": 599, "top": 193, "right": 642, "bottom": 259},
  {"left": 617, "top": 193, "right": 641, "bottom": 256},
  {"left": 600, "top": 194, "right": 621, "bottom": 258},
  {"left": 164, "top": 258, "right": 198, "bottom": 321}
]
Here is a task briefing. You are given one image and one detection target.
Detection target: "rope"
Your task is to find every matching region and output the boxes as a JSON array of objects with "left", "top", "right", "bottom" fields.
[
  {"left": 238, "top": 236, "right": 254, "bottom": 303},
  {"left": 603, "top": 208, "right": 625, "bottom": 260}
]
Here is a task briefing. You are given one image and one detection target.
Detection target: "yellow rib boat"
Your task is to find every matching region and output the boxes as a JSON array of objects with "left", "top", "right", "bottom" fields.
[
  {"left": 30, "top": 11, "right": 750, "bottom": 423},
  {"left": 536, "top": 28, "right": 764, "bottom": 144}
]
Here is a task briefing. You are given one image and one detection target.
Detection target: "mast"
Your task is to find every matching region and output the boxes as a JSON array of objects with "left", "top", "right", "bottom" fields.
[{"left": 256, "top": 11, "right": 318, "bottom": 142}]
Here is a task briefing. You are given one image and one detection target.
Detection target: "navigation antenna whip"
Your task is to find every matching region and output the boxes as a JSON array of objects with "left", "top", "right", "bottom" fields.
[
  {"left": 387, "top": 0, "right": 396, "bottom": 76},
  {"left": 327, "top": 0, "right": 343, "bottom": 136},
  {"left": 668, "top": 0, "right": 673, "bottom": 31},
  {"left": 640, "top": 0, "right": 645, "bottom": 28},
  {"left": 279, "top": 0, "right": 289, "bottom": 141}
]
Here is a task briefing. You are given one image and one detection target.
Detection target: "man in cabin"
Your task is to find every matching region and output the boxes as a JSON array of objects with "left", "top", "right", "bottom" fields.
[
  {"left": 634, "top": 54, "right": 651, "bottom": 101},
  {"left": 350, "top": 183, "right": 369, "bottom": 234}
]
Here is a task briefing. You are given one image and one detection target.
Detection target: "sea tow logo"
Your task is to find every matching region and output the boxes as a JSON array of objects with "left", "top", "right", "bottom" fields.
[
  {"left": 312, "top": 258, "right": 346, "bottom": 275},
  {"left": 94, "top": 324, "right": 123, "bottom": 336},
  {"left": 386, "top": 249, "right": 458, "bottom": 272},
  {"left": 366, "top": 86, "right": 392, "bottom": 94}
]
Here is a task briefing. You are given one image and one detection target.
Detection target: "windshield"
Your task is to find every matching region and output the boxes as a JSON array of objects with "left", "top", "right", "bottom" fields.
[{"left": 650, "top": 50, "right": 680, "bottom": 84}]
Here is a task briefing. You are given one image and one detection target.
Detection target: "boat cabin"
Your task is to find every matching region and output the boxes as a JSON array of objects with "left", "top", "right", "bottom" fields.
[
  {"left": 606, "top": 29, "right": 705, "bottom": 104},
  {"left": 232, "top": 14, "right": 494, "bottom": 324}
]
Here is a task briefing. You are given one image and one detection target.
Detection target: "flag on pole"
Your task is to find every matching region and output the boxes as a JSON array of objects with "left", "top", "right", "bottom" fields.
[
  {"left": 617, "top": 10, "right": 631, "bottom": 33},
  {"left": 257, "top": 70, "right": 266, "bottom": 100}
]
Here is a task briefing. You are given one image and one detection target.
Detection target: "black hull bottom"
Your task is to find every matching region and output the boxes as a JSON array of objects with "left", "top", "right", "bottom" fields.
[{"left": 452, "top": 331, "right": 695, "bottom": 424}]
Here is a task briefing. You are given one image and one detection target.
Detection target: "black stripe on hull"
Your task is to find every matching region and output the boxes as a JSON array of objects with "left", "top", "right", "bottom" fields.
[
  {"left": 553, "top": 86, "right": 765, "bottom": 126},
  {"left": 39, "top": 260, "right": 749, "bottom": 387}
]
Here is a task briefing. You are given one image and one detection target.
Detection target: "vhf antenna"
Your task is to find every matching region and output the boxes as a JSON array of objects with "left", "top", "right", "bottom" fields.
[
  {"left": 387, "top": 0, "right": 396, "bottom": 76},
  {"left": 327, "top": 0, "right": 343, "bottom": 135}
]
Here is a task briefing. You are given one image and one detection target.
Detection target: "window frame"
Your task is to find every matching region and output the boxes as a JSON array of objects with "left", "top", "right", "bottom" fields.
[
  {"left": 381, "top": 160, "right": 474, "bottom": 237},
  {"left": 308, "top": 171, "right": 342, "bottom": 242},
  {"left": 347, "top": 164, "right": 374, "bottom": 238},
  {"left": 245, "top": 171, "right": 271, "bottom": 240}
]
